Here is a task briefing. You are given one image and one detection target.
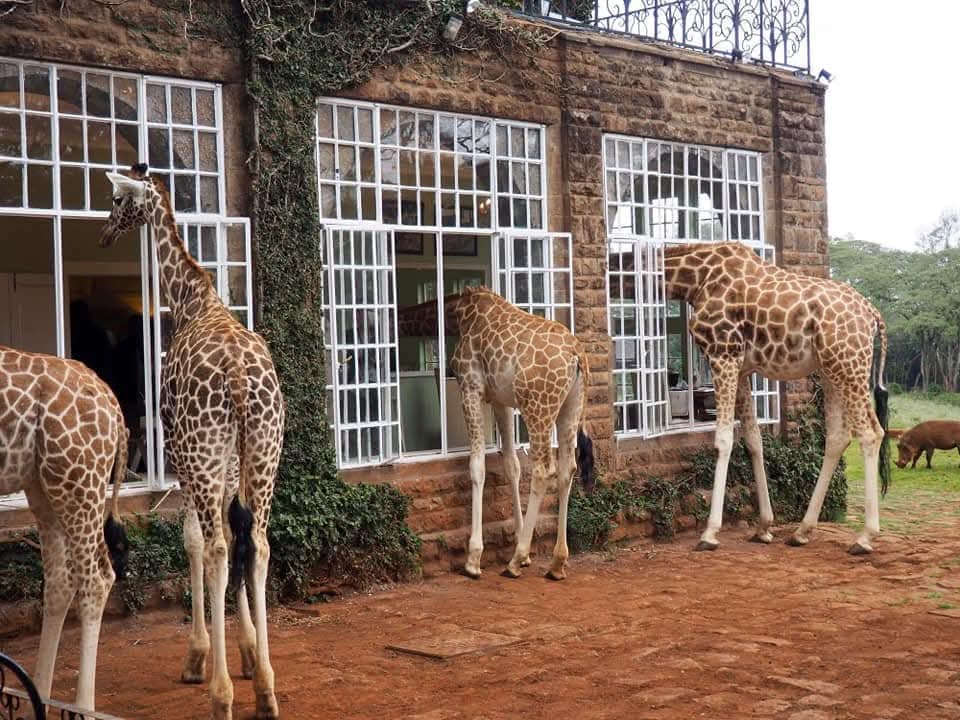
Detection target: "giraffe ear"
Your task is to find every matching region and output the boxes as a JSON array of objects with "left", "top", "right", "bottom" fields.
[{"left": 105, "top": 171, "right": 145, "bottom": 199}]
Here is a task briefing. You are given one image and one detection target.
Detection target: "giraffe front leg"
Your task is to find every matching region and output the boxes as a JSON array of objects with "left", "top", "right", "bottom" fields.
[
  {"left": 696, "top": 361, "right": 739, "bottom": 551},
  {"left": 736, "top": 377, "right": 774, "bottom": 544},
  {"left": 493, "top": 403, "right": 526, "bottom": 564},
  {"left": 461, "top": 387, "right": 488, "bottom": 579},
  {"left": 506, "top": 425, "right": 553, "bottom": 578},
  {"left": 181, "top": 506, "right": 210, "bottom": 684}
]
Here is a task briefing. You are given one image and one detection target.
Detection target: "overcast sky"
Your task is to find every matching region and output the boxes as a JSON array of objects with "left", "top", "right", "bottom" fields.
[{"left": 810, "top": 1, "right": 960, "bottom": 251}]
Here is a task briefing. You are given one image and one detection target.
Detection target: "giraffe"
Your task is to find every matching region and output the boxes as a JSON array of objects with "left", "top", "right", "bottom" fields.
[
  {"left": 663, "top": 241, "right": 890, "bottom": 554},
  {"left": 398, "top": 286, "right": 595, "bottom": 580},
  {"left": 0, "top": 345, "right": 128, "bottom": 712},
  {"left": 99, "top": 164, "right": 285, "bottom": 720}
]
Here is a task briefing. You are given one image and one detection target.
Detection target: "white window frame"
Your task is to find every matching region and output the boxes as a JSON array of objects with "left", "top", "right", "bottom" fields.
[
  {"left": 317, "top": 99, "right": 571, "bottom": 469},
  {"left": 603, "top": 134, "right": 779, "bottom": 438},
  {"left": 321, "top": 224, "right": 402, "bottom": 468},
  {"left": 0, "top": 57, "right": 245, "bottom": 494}
]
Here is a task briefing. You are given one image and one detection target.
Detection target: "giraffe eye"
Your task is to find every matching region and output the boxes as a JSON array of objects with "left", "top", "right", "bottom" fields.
[{"left": 113, "top": 196, "right": 123, "bottom": 206}]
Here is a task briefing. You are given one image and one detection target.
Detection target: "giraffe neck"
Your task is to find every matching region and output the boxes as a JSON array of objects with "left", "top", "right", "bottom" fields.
[
  {"left": 146, "top": 187, "right": 220, "bottom": 328},
  {"left": 663, "top": 257, "right": 703, "bottom": 304},
  {"left": 397, "top": 294, "right": 463, "bottom": 337}
]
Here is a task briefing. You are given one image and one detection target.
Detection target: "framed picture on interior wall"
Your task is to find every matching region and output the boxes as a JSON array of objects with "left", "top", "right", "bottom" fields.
[
  {"left": 443, "top": 234, "right": 477, "bottom": 257},
  {"left": 396, "top": 232, "right": 425, "bottom": 255}
]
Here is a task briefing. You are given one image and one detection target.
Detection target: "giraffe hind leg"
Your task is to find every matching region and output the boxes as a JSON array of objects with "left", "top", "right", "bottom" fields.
[
  {"left": 546, "top": 373, "right": 584, "bottom": 581},
  {"left": 181, "top": 503, "right": 210, "bottom": 684},
  {"left": 27, "top": 484, "right": 75, "bottom": 702},
  {"left": 506, "top": 419, "right": 554, "bottom": 578},
  {"left": 789, "top": 377, "right": 850, "bottom": 547}
]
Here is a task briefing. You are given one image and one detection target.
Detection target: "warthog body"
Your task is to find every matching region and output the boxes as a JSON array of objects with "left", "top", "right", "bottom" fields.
[{"left": 895, "top": 420, "right": 960, "bottom": 469}]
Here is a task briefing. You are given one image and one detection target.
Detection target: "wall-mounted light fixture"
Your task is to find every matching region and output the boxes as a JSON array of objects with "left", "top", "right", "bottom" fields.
[{"left": 816, "top": 68, "right": 833, "bottom": 84}]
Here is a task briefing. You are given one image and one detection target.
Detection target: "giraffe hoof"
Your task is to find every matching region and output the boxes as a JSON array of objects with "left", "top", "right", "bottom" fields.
[
  {"left": 255, "top": 691, "right": 280, "bottom": 719},
  {"left": 181, "top": 670, "right": 205, "bottom": 684},
  {"left": 460, "top": 566, "right": 482, "bottom": 580},
  {"left": 847, "top": 542, "right": 873, "bottom": 556},
  {"left": 749, "top": 531, "right": 774, "bottom": 544},
  {"left": 545, "top": 568, "right": 566, "bottom": 581},
  {"left": 501, "top": 566, "right": 522, "bottom": 579},
  {"left": 786, "top": 534, "right": 809, "bottom": 547},
  {"left": 694, "top": 540, "right": 719, "bottom": 552}
]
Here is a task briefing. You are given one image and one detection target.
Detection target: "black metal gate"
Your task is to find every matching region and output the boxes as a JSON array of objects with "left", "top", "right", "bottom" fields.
[{"left": 0, "top": 654, "right": 123, "bottom": 720}]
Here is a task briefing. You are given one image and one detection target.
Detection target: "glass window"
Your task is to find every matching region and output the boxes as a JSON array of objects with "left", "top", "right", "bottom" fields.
[{"left": 603, "top": 135, "right": 778, "bottom": 435}]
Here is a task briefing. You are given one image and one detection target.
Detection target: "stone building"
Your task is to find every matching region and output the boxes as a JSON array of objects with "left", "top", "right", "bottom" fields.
[{"left": 0, "top": 1, "right": 826, "bottom": 568}]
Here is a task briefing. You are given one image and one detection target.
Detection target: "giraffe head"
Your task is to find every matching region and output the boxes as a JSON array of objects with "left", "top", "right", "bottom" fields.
[{"left": 100, "top": 163, "right": 154, "bottom": 247}]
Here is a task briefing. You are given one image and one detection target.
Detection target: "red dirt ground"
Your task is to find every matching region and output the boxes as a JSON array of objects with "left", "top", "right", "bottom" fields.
[{"left": 5, "top": 522, "right": 960, "bottom": 720}]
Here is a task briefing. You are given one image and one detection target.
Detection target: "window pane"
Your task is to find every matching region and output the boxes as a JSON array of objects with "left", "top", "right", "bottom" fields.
[
  {"left": 0, "top": 162, "right": 23, "bottom": 206},
  {"left": 0, "top": 63, "right": 20, "bottom": 109},
  {"left": 23, "top": 66, "right": 50, "bottom": 112},
  {"left": 0, "top": 113, "right": 21, "bottom": 157}
]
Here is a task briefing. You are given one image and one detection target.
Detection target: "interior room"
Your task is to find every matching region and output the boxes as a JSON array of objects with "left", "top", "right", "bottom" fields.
[{"left": 396, "top": 231, "right": 495, "bottom": 454}]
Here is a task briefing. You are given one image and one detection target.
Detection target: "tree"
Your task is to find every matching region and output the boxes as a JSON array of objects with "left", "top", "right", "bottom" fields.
[
  {"left": 916, "top": 209, "right": 960, "bottom": 253},
  {"left": 830, "top": 236, "right": 960, "bottom": 392}
]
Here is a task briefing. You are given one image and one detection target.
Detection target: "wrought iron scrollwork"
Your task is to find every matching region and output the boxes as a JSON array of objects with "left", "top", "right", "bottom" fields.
[
  {"left": 526, "top": 0, "right": 810, "bottom": 73},
  {"left": 0, "top": 654, "right": 44, "bottom": 720}
]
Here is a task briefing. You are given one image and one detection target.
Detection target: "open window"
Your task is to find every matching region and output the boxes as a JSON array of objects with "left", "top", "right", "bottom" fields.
[
  {"left": 603, "top": 135, "right": 779, "bottom": 436},
  {"left": 0, "top": 58, "right": 239, "bottom": 493}
]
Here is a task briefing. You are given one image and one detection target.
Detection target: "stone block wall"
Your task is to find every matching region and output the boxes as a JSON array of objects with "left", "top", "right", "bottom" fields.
[
  {"left": 0, "top": 5, "right": 830, "bottom": 571},
  {"left": 346, "top": 25, "right": 829, "bottom": 479},
  {"left": 0, "top": 0, "right": 251, "bottom": 218}
]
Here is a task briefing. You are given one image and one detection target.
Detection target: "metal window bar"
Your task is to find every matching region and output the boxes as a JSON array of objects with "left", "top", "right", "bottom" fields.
[
  {"left": 322, "top": 225, "right": 401, "bottom": 468},
  {"left": 603, "top": 133, "right": 773, "bottom": 436},
  {"left": 0, "top": 58, "right": 233, "bottom": 494},
  {"left": 0, "top": 652, "right": 125, "bottom": 720}
]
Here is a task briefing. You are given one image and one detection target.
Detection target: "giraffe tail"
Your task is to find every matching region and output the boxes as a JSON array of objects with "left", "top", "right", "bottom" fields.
[
  {"left": 227, "top": 363, "right": 255, "bottom": 590},
  {"left": 104, "top": 415, "right": 130, "bottom": 580},
  {"left": 872, "top": 310, "right": 891, "bottom": 496},
  {"left": 574, "top": 353, "right": 596, "bottom": 493}
]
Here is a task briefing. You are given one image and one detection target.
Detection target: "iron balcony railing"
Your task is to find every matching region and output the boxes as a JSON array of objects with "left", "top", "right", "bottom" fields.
[{"left": 518, "top": 0, "right": 811, "bottom": 74}]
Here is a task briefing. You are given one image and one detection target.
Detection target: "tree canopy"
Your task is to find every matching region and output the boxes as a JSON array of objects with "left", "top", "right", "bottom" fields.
[{"left": 830, "top": 211, "right": 960, "bottom": 391}]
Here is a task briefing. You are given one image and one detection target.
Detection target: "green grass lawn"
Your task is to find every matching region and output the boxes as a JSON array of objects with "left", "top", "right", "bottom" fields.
[
  {"left": 888, "top": 391, "right": 960, "bottom": 428},
  {"left": 844, "top": 392, "right": 960, "bottom": 537}
]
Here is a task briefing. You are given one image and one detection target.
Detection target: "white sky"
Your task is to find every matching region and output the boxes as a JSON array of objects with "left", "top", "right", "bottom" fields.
[{"left": 811, "top": 1, "right": 960, "bottom": 250}]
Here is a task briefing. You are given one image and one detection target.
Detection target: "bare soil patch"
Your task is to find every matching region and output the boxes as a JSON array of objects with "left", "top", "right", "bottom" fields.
[{"left": 6, "top": 518, "right": 960, "bottom": 719}]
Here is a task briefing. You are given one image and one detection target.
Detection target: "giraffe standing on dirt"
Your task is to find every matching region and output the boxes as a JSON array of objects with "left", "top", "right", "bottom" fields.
[
  {"left": 0, "top": 346, "right": 128, "bottom": 712},
  {"left": 100, "top": 164, "right": 284, "bottom": 720},
  {"left": 399, "top": 286, "right": 595, "bottom": 580},
  {"left": 663, "top": 242, "right": 889, "bottom": 554}
]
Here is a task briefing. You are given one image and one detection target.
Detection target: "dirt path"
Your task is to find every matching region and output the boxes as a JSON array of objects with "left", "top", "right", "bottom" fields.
[{"left": 5, "top": 514, "right": 960, "bottom": 720}]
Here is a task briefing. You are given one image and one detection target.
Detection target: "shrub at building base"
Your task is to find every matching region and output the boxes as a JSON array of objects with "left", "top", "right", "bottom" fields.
[{"left": 681, "top": 378, "right": 848, "bottom": 525}]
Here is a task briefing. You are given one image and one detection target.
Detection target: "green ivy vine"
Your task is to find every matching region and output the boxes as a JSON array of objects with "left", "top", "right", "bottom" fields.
[{"left": 240, "top": 1, "right": 558, "bottom": 596}]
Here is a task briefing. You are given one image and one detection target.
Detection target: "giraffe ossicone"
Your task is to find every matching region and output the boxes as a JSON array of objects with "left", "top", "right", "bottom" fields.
[
  {"left": 101, "top": 164, "right": 285, "bottom": 720},
  {"left": 398, "top": 285, "right": 596, "bottom": 580},
  {"left": 663, "top": 241, "right": 890, "bottom": 555}
]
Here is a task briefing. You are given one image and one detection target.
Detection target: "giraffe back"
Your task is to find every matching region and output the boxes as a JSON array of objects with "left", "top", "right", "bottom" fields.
[
  {"left": 680, "top": 243, "right": 882, "bottom": 383},
  {"left": 0, "top": 346, "right": 124, "bottom": 500},
  {"left": 449, "top": 288, "right": 586, "bottom": 415},
  {"left": 161, "top": 304, "right": 284, "bottom": 486}
]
